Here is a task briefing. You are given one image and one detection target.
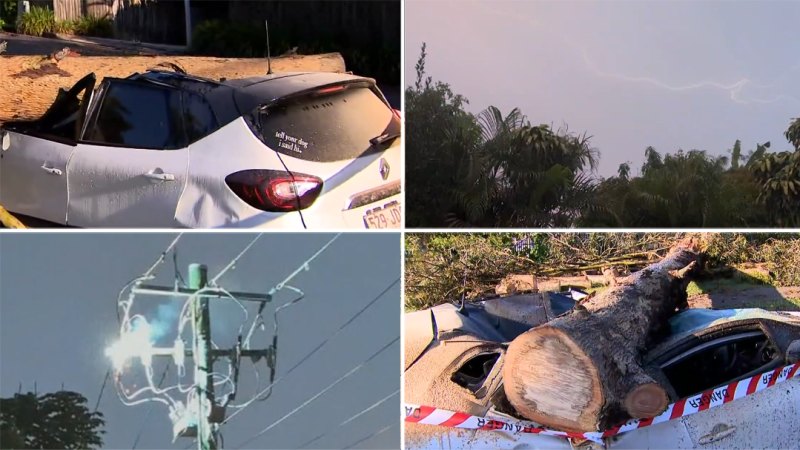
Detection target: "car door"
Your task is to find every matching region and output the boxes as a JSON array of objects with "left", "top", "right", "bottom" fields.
[
  {"left": 67, "top": 78, "right": 188, "bottom": 227},
  {"left": 614, "top": 318, "right": 800, "bottom": 449},
  {"left": 0, "top": 74, "right": 96, "bottom": 224}
]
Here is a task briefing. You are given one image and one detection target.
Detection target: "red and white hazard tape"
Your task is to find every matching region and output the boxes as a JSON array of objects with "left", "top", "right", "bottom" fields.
[{"left": 405, "top": 361, "right": 800, "bottom": 444}]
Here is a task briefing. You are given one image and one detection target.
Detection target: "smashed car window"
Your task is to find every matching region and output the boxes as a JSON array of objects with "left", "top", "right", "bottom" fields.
[
  {"left": 452, "top": 352, "right": 501, "bottom": 394},
  {"left": 183, "top": 91, "right": 219, "bottom": 144},
  {"left": 86, "top": 81, "right": 184, "bottom": 149},
  {"left": 5, "top": 73, "right": 95, "bottom": 142},
  {"left": 252, "top": 86, "right": 397, "bottom": 162},
  {"left": 661, "top": 330, "right": 781, "bottom": 397}
]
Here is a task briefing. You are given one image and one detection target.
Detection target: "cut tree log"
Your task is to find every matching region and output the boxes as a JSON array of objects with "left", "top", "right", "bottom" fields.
[
  {"left": 503, "top": 239, "right": 702, "bottom": 432},
  {"left": 0, "top": 53, "right": 346, "bottom": 124}
]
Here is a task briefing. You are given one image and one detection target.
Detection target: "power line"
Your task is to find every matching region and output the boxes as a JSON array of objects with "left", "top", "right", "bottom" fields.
[
  {"left": 210, "top": 235, "right": 263, "bottom": 286},
  {"left": 233, "top": 337, "right": 400, "bottom": 449},
  {"left": 93, "top": 369, "right": 110, "bottom": 412},
  {"left": 340, "top": 389, "right": 400, "bottom": 427},
  {"left": 143, "top": 234, "right": 184, "bottom": 279},
  {"left": 342, "top": 422, "right": 397, "bottom": 450},
  {"left": 221, "top": 277, "right": 400, "bottom": 427},
  {"left": 131, "top": 361, "right": 172, "bottom": 449},
  {"left": 296, "top": 389, "right": 400, "bottom": 449}
]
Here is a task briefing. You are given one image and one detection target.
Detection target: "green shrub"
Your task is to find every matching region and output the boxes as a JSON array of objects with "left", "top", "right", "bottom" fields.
[
  {"left": 16, "top": 5, "right": 56, "bottom": 37},
  {"left": 53, "top": 19, "right": 74, "bottom": 34},
  {"left": 72, "top": 15, "right": 113, "bottom": 37},
  {"left": 0, "top": 0, "right": 16, "bottom": 30}
]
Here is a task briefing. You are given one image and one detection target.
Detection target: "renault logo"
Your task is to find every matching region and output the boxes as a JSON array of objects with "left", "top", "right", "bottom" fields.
[{"left": 379, "top": 158, "right": 390, "bottom": 180}]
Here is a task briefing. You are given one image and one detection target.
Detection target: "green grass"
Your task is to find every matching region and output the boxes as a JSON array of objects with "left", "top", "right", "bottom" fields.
[{"left": 687, "top": 279, "right": 765, "bottom": 297}]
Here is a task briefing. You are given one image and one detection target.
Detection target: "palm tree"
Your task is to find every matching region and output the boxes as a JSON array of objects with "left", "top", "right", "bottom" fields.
[{"left": 451, "top": 106, "right": 599, "bottom": 227}]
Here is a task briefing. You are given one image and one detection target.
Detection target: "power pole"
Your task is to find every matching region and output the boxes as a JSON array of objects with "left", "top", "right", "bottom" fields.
[
  {"left": 189, "top": 264, "right": 215, "bottom": 450},
  {"left": 130, "top": 264, "right": 275, "bottom": 449}
]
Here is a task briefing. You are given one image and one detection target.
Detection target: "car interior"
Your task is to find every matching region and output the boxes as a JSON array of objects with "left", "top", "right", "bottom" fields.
[{"left": 656, "top": 328, "right": 783, "bottom": 398}]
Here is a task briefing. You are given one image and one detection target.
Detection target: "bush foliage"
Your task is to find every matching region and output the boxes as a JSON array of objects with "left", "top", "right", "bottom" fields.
[
  {"left": 16, "top": 5, "right": 55, "bottom": 36},
  {"left": 406, "top": 233, "right": 800, "bottom": 310},
  {"left": 16, "top": 6, "right": 113, "bottom": 38}
]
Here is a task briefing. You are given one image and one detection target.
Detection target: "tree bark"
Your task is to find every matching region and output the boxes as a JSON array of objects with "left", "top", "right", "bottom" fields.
[
  {"left": 503, "top": 239, "right": 701, "bottom": 432},
  {"left": 0, "top": 53, "right": 346, "bottom": 124}
]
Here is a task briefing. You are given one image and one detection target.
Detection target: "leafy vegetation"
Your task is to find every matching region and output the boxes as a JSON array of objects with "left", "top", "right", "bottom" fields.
[
  {"left": 406, "top": 233, "right": 800, "bottom": 310},
  {"left": 70, "top": 15, "right": 114, "bottom": 38},
  {"left": 0, "top": 0, "right": 16, "bottom": 30},
  {"left": 15, "top": 6, "right": 113, "bottom": 38},
  {"left": 0, "top": 390, "right": 105, "bottom": 449},
  {"left": 15, "top": 5, "right": 55, "bottom": 37},
  {"left": 407, "top": 44, "right": 800, "bottom": 228}
]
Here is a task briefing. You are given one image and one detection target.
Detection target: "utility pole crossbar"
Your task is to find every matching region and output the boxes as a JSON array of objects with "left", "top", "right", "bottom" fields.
[{"left": 133, "top": 285, "right": 273, "bottom": 303}]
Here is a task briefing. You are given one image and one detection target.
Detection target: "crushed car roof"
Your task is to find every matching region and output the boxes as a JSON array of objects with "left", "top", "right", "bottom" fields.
[{"left": 127, "top": 70, "right": 376, "bottom": 127}]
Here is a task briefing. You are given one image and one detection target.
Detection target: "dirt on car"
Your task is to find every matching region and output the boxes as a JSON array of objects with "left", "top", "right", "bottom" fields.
[{"left": 0, "top": 53, "right": 346, "bottom": 124}]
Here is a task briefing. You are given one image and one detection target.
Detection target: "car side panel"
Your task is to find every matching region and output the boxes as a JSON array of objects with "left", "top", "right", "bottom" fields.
[
  {"left": 614, "top": 377, "right": 800, "bottom": 448},
  {"left": 66, "top": 144, "right": 188, "bottom": 227},
  {"left": 175, "top": 118, "right": 304, "bottom": 228},
  {"left": 0, "top": 132, "right": 73, "bottom": 224}
]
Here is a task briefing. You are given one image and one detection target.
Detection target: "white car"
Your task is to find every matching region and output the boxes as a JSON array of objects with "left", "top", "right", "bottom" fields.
[
  {"left": 0, "top": 70, "right": 401, "bottom": 228},
  {"left": 404, "top": 293, "right": 800, "bottom": 449}
]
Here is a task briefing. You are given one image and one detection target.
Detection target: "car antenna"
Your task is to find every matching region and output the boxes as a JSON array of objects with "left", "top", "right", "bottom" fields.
[{"left": 265, "top": 19, "right": 273, "bottom": 75}]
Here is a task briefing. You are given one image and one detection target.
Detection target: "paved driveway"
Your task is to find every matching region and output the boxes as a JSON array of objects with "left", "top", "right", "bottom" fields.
[{"left": 1, "top": 31, "right": 144, "bottom": 56}]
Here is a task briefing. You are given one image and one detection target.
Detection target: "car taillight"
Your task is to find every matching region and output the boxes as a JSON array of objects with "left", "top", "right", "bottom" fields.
[{"left": 225, "top": 170, "right": 323, "bottom": 212}]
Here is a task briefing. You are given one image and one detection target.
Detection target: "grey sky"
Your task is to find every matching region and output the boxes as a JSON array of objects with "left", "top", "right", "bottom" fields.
[
  {"left": 0, "top": 232, "right": 400, "bottom": 449},
  {"left": 405, "top": 0, "right": 800, "bottom": 176}
]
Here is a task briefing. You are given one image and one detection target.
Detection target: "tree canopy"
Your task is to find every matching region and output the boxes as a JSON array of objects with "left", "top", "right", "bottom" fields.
[{"left": 0, "top": 390, "right": 105, "bottom": 449}]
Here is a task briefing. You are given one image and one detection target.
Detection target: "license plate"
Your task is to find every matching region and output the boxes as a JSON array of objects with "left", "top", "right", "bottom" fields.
[{"left": 363, "top": 201, "right": 401, "bottom": 229}]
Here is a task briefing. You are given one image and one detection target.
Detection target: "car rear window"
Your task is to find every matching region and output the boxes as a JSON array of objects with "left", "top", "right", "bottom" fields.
[{"left": 253, "top": 86, "right": 395, "bottom": 162}]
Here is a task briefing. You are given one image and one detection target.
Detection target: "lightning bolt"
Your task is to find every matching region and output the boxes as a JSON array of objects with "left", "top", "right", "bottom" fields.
[{"left": 580, "top": 49, "right": 799, "bottom": 105}]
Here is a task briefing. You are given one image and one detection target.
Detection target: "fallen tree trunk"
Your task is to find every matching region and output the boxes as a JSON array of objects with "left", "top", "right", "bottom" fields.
[
  {"left": 503, "top": 239, "right": 702, "bottom": 432},
  {"left": 0, "top": 53, "right": 345, "bottom": 123}
]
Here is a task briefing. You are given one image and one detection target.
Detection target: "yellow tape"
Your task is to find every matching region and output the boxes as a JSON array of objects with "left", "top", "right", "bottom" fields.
[{"left": 0, "top": 205, "right": 26, "bottom": 229}]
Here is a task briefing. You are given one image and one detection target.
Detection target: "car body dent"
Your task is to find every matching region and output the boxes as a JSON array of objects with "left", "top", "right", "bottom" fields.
[
  {"left": 174, "top": 117, "right": 303, "bottom": 228},
  {"left": 65, "top": 143, "right": 188, "bottom": 227},
  {"left": 175, "top": 117, "right": 401, "bottom": 229}
]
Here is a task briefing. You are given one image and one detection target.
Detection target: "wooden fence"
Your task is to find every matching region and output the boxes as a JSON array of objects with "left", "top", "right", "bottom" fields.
[{"left": 23, "top": 0, "right": 399, "bottom": 50}]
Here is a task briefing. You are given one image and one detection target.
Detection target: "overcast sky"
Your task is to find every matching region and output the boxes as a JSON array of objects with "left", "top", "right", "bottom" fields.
[
  {"left": 405, "top": 0, "right": 800, "bottom": 176},
  {"left": 0, "top": 232, "right": 400, "bottom": 449}
]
